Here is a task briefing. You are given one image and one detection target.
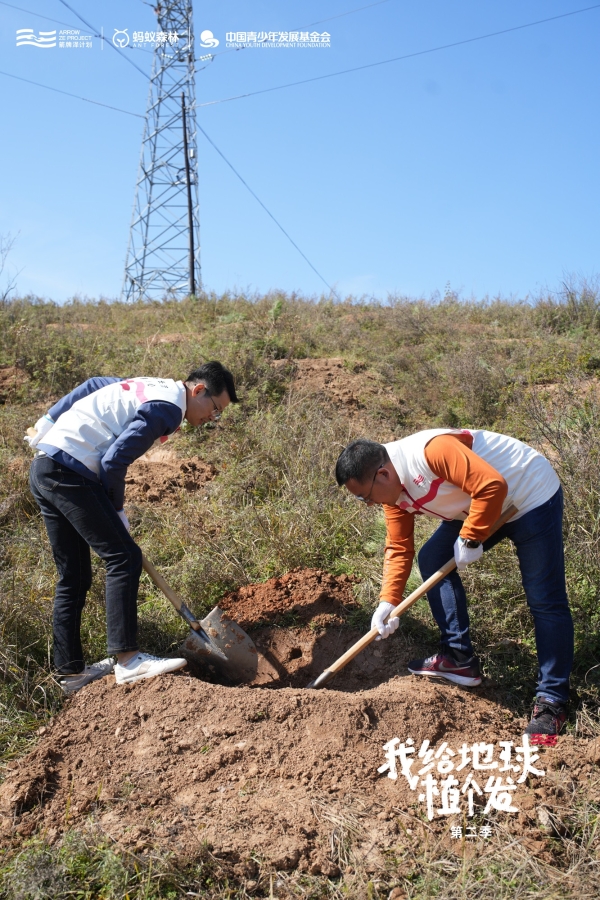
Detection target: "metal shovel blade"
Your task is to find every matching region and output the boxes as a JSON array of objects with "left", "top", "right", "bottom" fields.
[
  {"left": 181, "top": 606, "right": 258, "bottom": 683},
  {"left": 141, "top": 554, "right": 258, "bottom": 684}
]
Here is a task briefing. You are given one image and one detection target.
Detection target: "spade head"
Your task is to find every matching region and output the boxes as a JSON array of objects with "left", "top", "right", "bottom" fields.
[{"left": 181, "top": 606, "right": 258, "bottom": 683}]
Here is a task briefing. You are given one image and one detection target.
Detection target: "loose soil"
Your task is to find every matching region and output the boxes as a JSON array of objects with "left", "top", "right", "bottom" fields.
[
  {"left": 218, "top": 568, "right": 357, "bottom": 631},
  {"left": 272, "top": 358, "right": 405, "bottom": 434},
  {"left": 2, "top": 569, "right": 598, "bottom": 876},
  {"left": 125, "top": 448, "right": 215, "bottom": 504}
]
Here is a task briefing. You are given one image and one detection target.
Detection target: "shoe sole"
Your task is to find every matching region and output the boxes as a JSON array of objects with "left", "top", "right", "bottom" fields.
[
  {"left": 407, "top": 666, "right": 482, "bottom": 687},
  {"left": 115, "top": 660, "right": 187, "bottom": 685},
  {"left": 59, "top": 670, "right": 114, "bottom": 695}
]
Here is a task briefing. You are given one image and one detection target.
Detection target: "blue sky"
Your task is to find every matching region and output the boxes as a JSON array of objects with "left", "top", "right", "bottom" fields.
[{"left": 0, "top": 1, "right": 598, "bottom": 302}]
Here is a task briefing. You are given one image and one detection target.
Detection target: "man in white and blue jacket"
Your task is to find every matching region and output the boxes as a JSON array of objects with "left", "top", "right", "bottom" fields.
[{"left": 27, "top": 361, "right": 238, "bottom": 693}]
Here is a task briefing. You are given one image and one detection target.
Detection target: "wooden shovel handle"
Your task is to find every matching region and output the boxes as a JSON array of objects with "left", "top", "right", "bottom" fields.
[
  {"left": 142, "top": 554, "right": 184, "bottom": 611},
  {"left": 142, "top": 554, "right": 203, "bottom": 632},
  {"left": 325, "top": 503, "right": 518, "bottom": 677}
]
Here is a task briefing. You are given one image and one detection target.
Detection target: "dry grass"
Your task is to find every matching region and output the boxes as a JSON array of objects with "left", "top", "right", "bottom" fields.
[{"left": 2, "top": 285, "right": 600, "bottom": 896}]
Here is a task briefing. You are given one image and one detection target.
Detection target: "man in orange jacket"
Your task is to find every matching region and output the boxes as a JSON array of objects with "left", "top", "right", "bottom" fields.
[{"left": 335, "top": 428, "right": 573, "bottom": 737}]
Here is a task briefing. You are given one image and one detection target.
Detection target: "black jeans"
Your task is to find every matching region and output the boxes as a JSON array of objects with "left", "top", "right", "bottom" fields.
[{"left": 30, "top": 455, "right": 141, "bottom": 674}]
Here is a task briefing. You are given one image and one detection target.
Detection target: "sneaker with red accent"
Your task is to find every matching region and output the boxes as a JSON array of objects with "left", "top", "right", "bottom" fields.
[
  {"left": 524, "top": 700, "right": 566, "bottom": 738},
  {"left": 407, "top": 651, "right": 482, "bottom": 687}
]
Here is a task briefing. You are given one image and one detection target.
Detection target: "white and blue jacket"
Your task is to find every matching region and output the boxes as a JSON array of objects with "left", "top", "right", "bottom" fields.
[{"left": 38, "top": 376, "right": 187, "bottom": 510}]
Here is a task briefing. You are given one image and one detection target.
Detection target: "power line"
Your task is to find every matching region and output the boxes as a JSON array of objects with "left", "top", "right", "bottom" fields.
[
  {"left": 304, "top": 0, "right": 394, "bottom": 28},
  {"left": 1, "top": 0, "right": 395, "bottom": 67},
  {"left": 56, "top": 0, "right": 150, "bottom": 77},
  {"left": 1, "top": 42, "right": 335, "bottom": 295},
  {"left": 0, "top": 0, "right": 80, "bottom": 30},
  {"left": 5, "top": 1, "right": 595, "bottom": 298},
  {"left": 196, "top": 122, "right": 338, "bottom": 299},
  {"left": 198, "top": 3, "right": 600, "bottom": 108},
  {"left": 197, "top": 0, "right": 397, "bottom": 62},
  {"left": 0, "top": 0, "right": 154, "bottom": 54},
  {"left": 0, "top": 69, "right": 144, "bottom": 118}
]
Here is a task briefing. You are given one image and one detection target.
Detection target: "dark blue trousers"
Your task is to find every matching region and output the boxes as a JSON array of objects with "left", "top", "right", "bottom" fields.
[
  {"left": 417, "top": 487, "right": 573, "bottom": 705},
  {"left": 30, "top": 455, "right": 141, "bottom": 674}
]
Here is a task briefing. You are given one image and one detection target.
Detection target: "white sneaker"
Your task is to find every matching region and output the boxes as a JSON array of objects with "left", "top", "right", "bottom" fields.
[
  {"left": 58, "top": 657, "right": 115, "bottom": 695},
  {"left": 114, "top": 652, "right": 187, "bottom": 685}
]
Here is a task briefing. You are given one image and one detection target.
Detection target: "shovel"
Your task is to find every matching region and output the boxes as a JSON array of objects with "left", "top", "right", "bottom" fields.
[
  {"left": 307, "top": 504, "right": 518, "bottom": 689},
  {"left": 25, "top": 427, "right": 257, "bottom": 681},
  {"left": 142, "top": 555, "right": 258, "bottom": 683}
]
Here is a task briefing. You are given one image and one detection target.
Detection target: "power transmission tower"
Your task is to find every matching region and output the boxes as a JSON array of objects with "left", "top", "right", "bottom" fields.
[{"left": 122, "top": 1, "right": 200, "bottom": 301}]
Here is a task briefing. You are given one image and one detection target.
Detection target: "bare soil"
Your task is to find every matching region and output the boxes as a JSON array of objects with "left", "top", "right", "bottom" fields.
[
  {"left": 125, "top": 448, "right": 215, "bottom": 504},
  {"left": 218, "top": 568, "right": 357, "bottom": 631},
  {"left": 272, "top": 358, "right": 405, "bottom": 433},
  {"left": 1, "top": 569, "right": 598, "bottom": 875}
]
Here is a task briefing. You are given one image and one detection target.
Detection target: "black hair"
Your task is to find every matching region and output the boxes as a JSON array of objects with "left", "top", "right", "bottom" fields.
[
  {"left": 335, "top": 439, "right": 389, "bottom": 486},
  {"left": 186, "top": 361, "right": 239, "bottom": 403}
]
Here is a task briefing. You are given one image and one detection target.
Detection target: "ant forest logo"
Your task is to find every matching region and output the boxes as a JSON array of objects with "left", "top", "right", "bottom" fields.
[{"left": 112, "top": 29, "right": 130, "bottom": 48}]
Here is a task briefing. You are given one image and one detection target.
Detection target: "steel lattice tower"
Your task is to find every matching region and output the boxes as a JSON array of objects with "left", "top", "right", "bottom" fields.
[{"left": 122, "top": 1, "right": 200, "bottom": 301}]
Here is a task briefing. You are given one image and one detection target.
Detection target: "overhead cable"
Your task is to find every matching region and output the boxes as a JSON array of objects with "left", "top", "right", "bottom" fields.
[
  {"left": 0, "top": 0, "right": 153, "bottom": 55},
  {"left": 198, "top": 3, "right": 600, "bottom": 108},
  {"left": 304, "top": 0, "right": 394, "bottom": 28},
  {"left": 0, "top": 0, "right": 79, "bottom": 30},
  {"left": 56, "top": 0, "right": 149, "bottom": 77},
  {"left": 197, "top": 123, "right": 338, "bottom": 299},
  {"left": 0, "top": 69, "right": 144, "bottom": 118},
  {"left": 203, "top": 0, "right": 397, "bottom": 61}
]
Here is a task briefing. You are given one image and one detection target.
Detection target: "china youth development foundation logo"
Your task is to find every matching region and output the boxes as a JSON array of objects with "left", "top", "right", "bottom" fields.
[
  {"left": 199, "top": 29, "right": 219, "bottom": 48},
  {"left": 16, "top": 28, "right": 57, "bottom": 47},
  {"left": 225, "top": 30, "right": 331, "bottom": 48}
]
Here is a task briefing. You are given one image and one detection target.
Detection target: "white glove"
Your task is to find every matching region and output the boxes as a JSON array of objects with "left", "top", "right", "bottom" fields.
[
  {"left": 371, "top": 601, "right": 400, "bottom": 641},
  {"left": 454, "top": 536, "right": 483, "bottom": 571},
  {"left": 24, "top": 414, "right": 54, "bottom": 448},
  {"left": 117, "top": 509, "right": 130, "bottom": 532}
]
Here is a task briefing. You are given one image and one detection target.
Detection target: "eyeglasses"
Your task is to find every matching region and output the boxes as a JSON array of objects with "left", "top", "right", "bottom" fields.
[
  {"left": 355, "top": 467, "right": 380, "bottom": 503},
  {"left": 206, "top": 392, "right": 222, "bottom": 421}
]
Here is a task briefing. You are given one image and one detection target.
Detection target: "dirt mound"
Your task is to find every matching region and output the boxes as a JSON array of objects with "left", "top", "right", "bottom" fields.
[
  {"left": 125, "top": 448, "right": 215, "bottom": 504},
  {"left": 0, "top": 365, "right": 28, "bottom": 403},
  {"left": 219, "top": 568, "right": 357, "bottom": 630},
  {"left": 1, "top": 569, "right": 595, "bottom": 871},
  {"left": 1, "top": 670, "right": 593, "bottom": 870},
  {"left": 272, "top": 358, "right": 404, "bottom": 430}
]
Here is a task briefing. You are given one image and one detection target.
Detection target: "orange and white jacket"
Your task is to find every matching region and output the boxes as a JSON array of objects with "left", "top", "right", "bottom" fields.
[{"left": 380, "top": 429, "right": 559, "bottom": 606}]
